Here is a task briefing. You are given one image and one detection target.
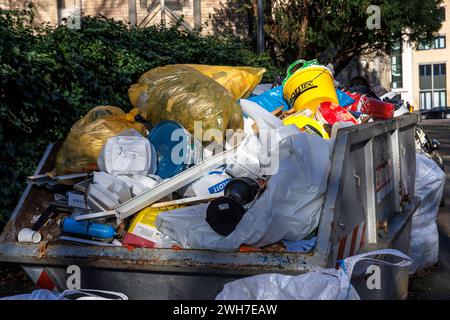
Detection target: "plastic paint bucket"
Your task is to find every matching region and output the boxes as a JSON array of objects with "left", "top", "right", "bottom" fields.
[
  {"left": 282, "top": 113, "right": 329, "bottom": 139},
  {"left": 283, "top": 60, "right": 339, "bottom": 113},
  {"left": 148, "top": 120, "right": 203, "bottom": 179}
]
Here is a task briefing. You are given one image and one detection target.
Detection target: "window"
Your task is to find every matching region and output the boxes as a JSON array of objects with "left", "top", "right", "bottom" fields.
[
  {"left": 418, "top": 35, "right": 446, "bottom": 50},
  {"left": 439, "top": 6, "right": 446, "bottom": 22},
  {"left": 419, "top": 63, "right": 447, "bottom": 109},
  {"left": 391, "top": 42, "right": 403, "bottom": 89}
]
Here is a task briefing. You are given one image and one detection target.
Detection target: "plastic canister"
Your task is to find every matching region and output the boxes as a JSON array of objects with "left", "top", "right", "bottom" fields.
[
  {"left": 283, "top": 60, "right": 339, "bottom": 113},
  {"left": 282, "top": 113, "right": 329, "bottom": 139},
  {"left": 148, "top": 120, "right": 204, "bottom": 179},
  {"left": 62, "top": 217, "right": 116, "bottom": 239}
]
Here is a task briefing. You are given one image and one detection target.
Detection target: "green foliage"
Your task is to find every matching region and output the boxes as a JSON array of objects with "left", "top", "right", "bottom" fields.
[
  {"left": 0, "top": 8, "right": 281, "bottom": 229},
  {"left": 264, "top": 0, "right": 444, "bottom": 74}
]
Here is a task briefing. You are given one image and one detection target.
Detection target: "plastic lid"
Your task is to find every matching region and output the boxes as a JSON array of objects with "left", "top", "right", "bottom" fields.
[{"left": 148, "top": 120, "right": 191, "bottom": 179}]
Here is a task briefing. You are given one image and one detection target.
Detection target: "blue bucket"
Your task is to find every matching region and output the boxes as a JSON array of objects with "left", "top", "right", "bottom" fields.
[{"left": 148, "top": 120, "right": 203, "bottom": 179}]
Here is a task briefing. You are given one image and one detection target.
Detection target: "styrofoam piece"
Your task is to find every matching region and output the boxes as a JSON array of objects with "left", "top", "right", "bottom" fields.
[
  {"left": 98, "top": 130, "right": 153, "bottom": 176},
  {"left": 115, "top": 144, "right": 240, "bottom": 222},
  {"left": 88, "top": 184, "right": 120, "bottom": 210},
  {"left": 86, "top": 195, "right": 109, "bottom": 212},
  {"left": 117, "top": 175, "right": 147, "bottom": 197},
  {"left": 92, "top": 172, "right": 131, "bottom": 203}
]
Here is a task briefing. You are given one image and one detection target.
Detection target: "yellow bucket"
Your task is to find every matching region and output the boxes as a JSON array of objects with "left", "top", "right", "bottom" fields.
[
  {"left": 283, "top": 113, "right": 329, "bottom": 139},
  {"left": 283, "top": 60, "right": 339, "bottom": 113}
]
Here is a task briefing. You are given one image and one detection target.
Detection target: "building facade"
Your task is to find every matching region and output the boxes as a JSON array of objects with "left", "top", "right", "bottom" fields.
[
  {"left": 392, "top": 2, "right": 448, "bottom": 110},
  {"left": 0, "top": 0, "right": 242, "bottom": 34}
]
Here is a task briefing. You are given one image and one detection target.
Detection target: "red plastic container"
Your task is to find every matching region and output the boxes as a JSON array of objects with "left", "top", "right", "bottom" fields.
[
  {"left": 316, "top": 102, "right": 357, "bottom": 125},
  {"left": 344, "top": 92, "right": 394, "bottom": 120}
]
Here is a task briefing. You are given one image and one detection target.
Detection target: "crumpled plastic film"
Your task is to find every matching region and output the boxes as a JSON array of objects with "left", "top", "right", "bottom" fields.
[
  {"left": 128, "top": 65, "right": 244, "bottom": 143},
  {"left": 55, "top": 106, "right": 147, "bottom": 175},
  {"left": 186, "top": 64, "right": 266, "bottom": 100}
]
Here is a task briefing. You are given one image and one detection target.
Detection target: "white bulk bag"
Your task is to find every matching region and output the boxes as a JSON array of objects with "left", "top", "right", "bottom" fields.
[
  {"left": 410, "top": 153, "right": 446, "bottom": 273},
  {"left": 216, "top": 249, "right": 412, "bottom": 300}
]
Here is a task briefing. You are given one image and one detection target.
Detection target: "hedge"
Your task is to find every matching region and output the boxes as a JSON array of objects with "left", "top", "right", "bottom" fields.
[{"left": 0, "top": 8, "right": 282, "bottom": 229}]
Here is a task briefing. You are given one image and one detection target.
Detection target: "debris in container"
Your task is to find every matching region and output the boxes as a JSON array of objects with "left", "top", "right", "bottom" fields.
[
  {"left": 97, "top": 129, "right": 156, "bottom": 176},
  {"left": 17, "top": 228, "right": 41, "bottom": 243},
  {"left": 282, "top": 59, "right": 339, "bottom": 113},
  {"left": 128, "top": 65, "right": 243, "bottom": 143},
  {"left": 185, "top": 64, "right": 266, "bottom": 100},
  {"left": 67, "top": 190, "right": 88, "bottom": 209},
  {"left": 248, "top": 85, "right": 290, "bottom": 113},
  {"left": 345, "top": 92, "right": 395, "bottom": 120},
  {"left": 59, "top": 236, "right": 122, "bottom": 247},
  {"left": 122, "top": 205, "right": 184, "bottom": 249},
  {"left": 282, "top": 237, "right": 317, "bottom": 253},
  {"left": 155, "top": 133, "right": 331, "bottom": 250},
  {"left": 315, "top": 102, "right": 357, "bottom": 126},
  {"left": 282, "top": 113, "right": 329, "bottom": 139},
  {"left": 32, "top": 203, "right": 72, "bottom": 232},
  {"left": 54, "top": 106, "right": 147, "bottom": 175},
  {"left": 148, "top": 120, "right": 204, "bottom": 179},
  {"left": 177, "top": 166, "right": 231, "bottom": 198},
  {"left": 61, "top": 217, "right": 116, "bottom": 240},
  {"left": 206, "top": 177, "right": 262, "bottom": 236}
]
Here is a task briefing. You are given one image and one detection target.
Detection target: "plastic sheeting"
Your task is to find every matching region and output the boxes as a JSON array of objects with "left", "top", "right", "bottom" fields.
[
  {"left": 0, "top": 289, "right": 128, "bottom": 300},
  {"left": 55, "top": 106, "right": 147, "bottom": 175},
  {"left": 155, "top": 132, "right": 332, "bottom": 250},
  {"left": 216, "top": 249, "right": 412, "bottom": 300},
  {"left": 410, "top": 153, "right": 446, "bottom": 273},
  {"left": 128, "top": 65, "right": 244, "bottom": 143}
]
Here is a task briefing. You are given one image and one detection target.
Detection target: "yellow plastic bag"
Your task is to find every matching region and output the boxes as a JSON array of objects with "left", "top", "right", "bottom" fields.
[
  {"left": 128, "top": 65, "right": 243, "bottom": 143},
  {"left": 54, "top": 106, "right": 147, "bottom": 175},
  {"left": 186, "top": 64, "right": 266, "bottom": 100}
]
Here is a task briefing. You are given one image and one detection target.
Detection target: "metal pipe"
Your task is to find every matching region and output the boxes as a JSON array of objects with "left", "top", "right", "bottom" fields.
[{"left": 256, "top": 0, "right": 264, "bottom": 54}]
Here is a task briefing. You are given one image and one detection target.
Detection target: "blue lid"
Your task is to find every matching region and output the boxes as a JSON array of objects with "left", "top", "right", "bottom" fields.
[{"left": 148, "top": 120, "right": 192, "bottom": 179}]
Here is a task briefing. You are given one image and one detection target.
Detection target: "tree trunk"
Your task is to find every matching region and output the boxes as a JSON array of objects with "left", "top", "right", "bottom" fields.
[
  {"left": 296, "top": 0, "right": 310, "bottom": 59},
  {"left": 333, "top": 52, "right": 358, "bottom": 76}
]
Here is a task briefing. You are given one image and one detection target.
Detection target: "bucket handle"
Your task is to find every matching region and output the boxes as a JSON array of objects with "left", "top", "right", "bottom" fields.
[{"left": 283, "top": 59, "right": 319, "bottom": 85}]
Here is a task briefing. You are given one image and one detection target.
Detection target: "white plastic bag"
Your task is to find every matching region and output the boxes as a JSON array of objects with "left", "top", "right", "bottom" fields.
[
  {"left": 156, "top": 132, "right": 332, "bottom": 250},
  {"left": 216, "top": 249, "right": 412, "bottom": 300},
  {"left": 98, "top": 129, "right": 156, "bottom": 176},
  {"left": 0, "top": 289, "right": 128, "bottom": 300},
  {"left": 409, "top": 153, "right": 445, "bottom": 273}
]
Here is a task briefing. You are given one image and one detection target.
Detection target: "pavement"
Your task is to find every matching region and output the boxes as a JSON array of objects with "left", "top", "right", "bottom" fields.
[{"left": 408, "top": 119, "right": 450, "bottom": 299}]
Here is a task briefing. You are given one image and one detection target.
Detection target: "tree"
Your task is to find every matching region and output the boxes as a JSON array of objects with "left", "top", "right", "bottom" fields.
[{"left": 263, "top": 0, "right": 444, "bottom": 75}]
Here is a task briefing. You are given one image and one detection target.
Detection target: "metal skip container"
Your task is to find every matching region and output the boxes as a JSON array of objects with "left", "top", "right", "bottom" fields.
[{"left": 0, "top": 114, "right": 419, "bottom": 299}]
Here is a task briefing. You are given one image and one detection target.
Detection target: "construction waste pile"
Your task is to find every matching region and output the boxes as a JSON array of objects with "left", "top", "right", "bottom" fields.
[{"left": 18, "top": 59, "right": 443, "bottom": 274}]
